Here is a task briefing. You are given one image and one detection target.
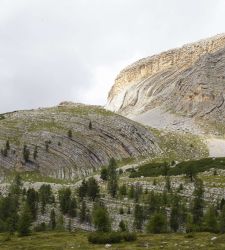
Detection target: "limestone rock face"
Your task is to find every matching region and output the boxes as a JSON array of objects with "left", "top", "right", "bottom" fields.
[
  {"left": 106, "top": 34, "right": 225, "bottom": 132},
  {"left": 0, "top": 104, "right": 160, "bottom": 179}
]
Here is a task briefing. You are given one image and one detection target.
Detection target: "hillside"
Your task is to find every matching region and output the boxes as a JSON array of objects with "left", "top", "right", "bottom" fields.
[
  {"left": 0, "top": 102, "right": 160, "bottom": 180},
  {"left": 106, "top": 34, "right": 225, "bottom": 136}
]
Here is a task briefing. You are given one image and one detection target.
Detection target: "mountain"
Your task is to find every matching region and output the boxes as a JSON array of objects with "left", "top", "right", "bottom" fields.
[
  {"left": 106, "top": 34, "right": 225, "bottom": 135},
  {"left": 0, "top": 102, "right": 160, "bottom": 179}
]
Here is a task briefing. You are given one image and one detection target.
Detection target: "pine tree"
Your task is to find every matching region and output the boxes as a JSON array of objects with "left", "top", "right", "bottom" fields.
[
  {"left": 87, "top": 177, "right": 99, "bottom": 201},
  {"left": 68, "top": 198, "right": 77, "bottom": 217},
  {"left": 100, "top": 168, "right": 108, "bottom": 181},
  {"left": 17, "top": 204, "right": 32, "bottom": 236},
  {"left": 88, "top": 121, "right": 92, "bottom": 130},
  {"left": 39, "top": 184, "right": 53, "bottom": 214},
  {"left": 119, "top": 220, "right": 127, "bottom": 232},
  {"left": 165, "top": 176, "right": 171, "bottom": 191},
  {"left": 92, "top": 204, "right": 111, "bottom": 232},
  {"left": 78, "top": 179, "right": 88, "bottom": 200},
  {"left": 128, "top": 185, "right": 135, "bottom": 199},
  {"left": 170, "top": 198, "right": 180, "bottom": 232},
  {"left": 119, "top": 184, "right": 127, "bottom": 196},
  {"left": 80, "top": 200, "right": 87, "bottom": 223},
  {"left": 220, "top": 205, "right": 225, "bottom": 233},
  {"left": 49, "top": 209, "right": 56, "bottom": 230},
  {"left": 107, "top": 158, "right": 118, "bottom": 198},
  {"left": 68, "top": 129, "right": 72, "bottom": 139},
  {"left": 192, "top": 179, "right": 204, "bottom": 226},
  {"left": 26, "top": 188, "right": 38, "bottom": 220},
  {"left": 204, "top": 206, "right": 218, "bottom": 233},
  {"left": 58, "top": 188, "right": 72, "bottom": 214},
  {"left": 6, "top": 140, "right": 10, "bottom": 150},
  {"left": 33, "top": 145, "right": 38, "bottom": 160},
  {"left": 133, "top": 204, "right": 144, "bottom": 230},
  {"left": 23, "top": 145, "right": 30, "bottom": 162},
  {"left": 146, "top": 211, "right": 167, "bottom": 233}
]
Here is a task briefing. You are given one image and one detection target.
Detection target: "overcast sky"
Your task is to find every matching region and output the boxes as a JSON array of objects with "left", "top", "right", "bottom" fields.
[{"left": 0, "top": 0, "right": 225, "bottom": 113}]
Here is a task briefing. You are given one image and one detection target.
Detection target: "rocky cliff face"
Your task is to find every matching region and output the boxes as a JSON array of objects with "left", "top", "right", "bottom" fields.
[
  {"left": 0, "top": 103, "right": 160, "bottom": 179},
  {"left": 106, "top": 34, "right": 225, "bottom": 134}
]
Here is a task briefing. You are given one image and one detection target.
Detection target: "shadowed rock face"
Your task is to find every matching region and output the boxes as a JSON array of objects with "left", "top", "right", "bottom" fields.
[
  {"left": 0, "top": 103, "right": 160, "bottom": 179},
  {"left": 106, "top": 34, "right": 225, "bottom": 132}
]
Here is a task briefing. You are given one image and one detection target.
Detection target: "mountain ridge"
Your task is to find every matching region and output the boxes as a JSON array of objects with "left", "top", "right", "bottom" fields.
[{"left": 106, "top": 33, "right": 225, "bottom": 137}]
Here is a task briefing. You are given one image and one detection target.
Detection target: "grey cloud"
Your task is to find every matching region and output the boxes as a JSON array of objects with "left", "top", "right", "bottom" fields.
[{"left": 0, "top": 0, "right": 225, "bottom": 113}]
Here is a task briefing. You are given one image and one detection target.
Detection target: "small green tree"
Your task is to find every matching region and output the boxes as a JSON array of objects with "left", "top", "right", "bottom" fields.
[
  {"left": 33, "top": 145, "right": 38, "bottom": 160},
  {"left": 87, "top": 177, "right": 100, "bottom": 201},
  {"left": 119, "top": 220, "right": 127, "bottom": 232},
  {"left": 49, "top": 209, "right": 56, "bottom": 230},
  {"left": 100, "top": 168, "right": 108, "bottom": 181},
  {"left": 107, "top": 158, "right": 118, "bottom": 198},
  {"left": 80, "top": 200, "right": 87, "bottom": 223},
  {"left": 203, "top": 206, "right": 218, "bottom": 233},
  {"left": 92, "top": 204, "right": 111, "bottom": 232},
  {"left": 165, "top": 176, "right": 171, "bottom": 192},
  {"left": 220, "top": 205, "right": 225, "bottom": 233},
  {"left": 78, "top": 179, "right": 88, "bottom": 200},
  {"left": 185, "top": 165, "right": 196, "bottom": 182},
  {"left": 68, "top": 129, "right": 72, "bottom": 139},
  {"left": 23, "top": 145, "right": 30, "bottom": 162},
  {"left": 39, "top": 184, "right": 53, "bottom": 214},
  {"left": 133, "top": 204, "right": 144, "bottom": 230},
  {"left": 6, "top": 140, "right": 10, "bottom": 150},
  {"left": 170, "top": 197, "right": 180, "bottom": 232},
  {"left": 192, "top": 178, "right": 204, "bottom": 226},
  {"left": 26, "top": 188, "right": 38, "bottom": 220},
  {"left": 128, "top": 185, "right": 135, "bottom": 199},
  {"left": 146, "top": 212, "right": 167, "bottom": 233},
  {"left": 17, "top": 204, "right": 32, "bottom": 236},
  {"left": 89, "top": 121, "right": 92, "bottom": 130},
  {"left": 119, "top": 184, "right": 127, "bottom": 196}
]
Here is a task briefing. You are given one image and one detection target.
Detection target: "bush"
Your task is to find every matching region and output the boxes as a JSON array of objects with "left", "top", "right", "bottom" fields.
[
  {"left": 88, "top": 232, "right": 122, "bottom": 244},
  {"left": 34, "top": 222, "right": 46, "bottom": 232},
  {"left": 122, "top": 232, "right": 137, "bottom": 242},
  {"left": 88, "top": 232, "right": 137, "bottom": 244}
]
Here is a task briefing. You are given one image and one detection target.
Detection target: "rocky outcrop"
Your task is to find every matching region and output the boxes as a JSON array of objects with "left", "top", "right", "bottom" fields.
[
  {"left": 0, "top": 103, "right": 160, "bottom": 179},
  {"left": 106, "top": 34, "right": 225, "bottom": 134}
]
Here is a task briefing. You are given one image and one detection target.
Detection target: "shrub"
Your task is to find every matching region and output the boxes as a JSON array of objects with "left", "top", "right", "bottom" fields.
[
  {"left": 34, "top": 222, "right": 46, "bottom": 232},
  {"left": 88, "top": 232, "right": 122, "bottom": 244},
  {"left": 88, "top": 232, "right": 137, "bottom": 244},
  {"left": 122, "top": 232, "right": 137, "bottom": 242}
]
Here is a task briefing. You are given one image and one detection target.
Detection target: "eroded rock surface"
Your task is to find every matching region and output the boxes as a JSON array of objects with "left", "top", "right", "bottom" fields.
[
  {"left": 106, "top": 34, "right": 225, "bottom": 133},
  {"left": 0, "top": 103, "right": 160, "bottom": 179}
]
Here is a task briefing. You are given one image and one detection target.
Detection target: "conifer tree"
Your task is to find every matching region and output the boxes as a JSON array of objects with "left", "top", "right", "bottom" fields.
[
  {"left": 220, "top": 205, "right": 225, "bottom": 233},
  {"left": 146, "top": 211, "right": 167, "bottom": 233},
  {"left": 107, "top": 158, "right": 118, "bottom": 198},
  {"left": 133, "top": 204, "right": 144, "bottom": 230},
  {"left": 80, "top": 200, "right": 87, "bottom": 223},
  {"left": 78, "top": 179, "right": 88, "bottom": 200},
  {"left": 87, "top": 177, "right": 99, "bottom": 201},
  {"left": 49, "top": 209, "right": 56, "bottom": 230},
  {"left": 17, "top": 204, "right": 32, "bottom": 236},
  {"left": 92, "top": 204, "right": 111, "bottom": 232},
  {"left": 192, "top": 178, "right": 204, "bottom": 226},
  {"left": 204, "top": 205, "right": 218, "bottom": 233}
]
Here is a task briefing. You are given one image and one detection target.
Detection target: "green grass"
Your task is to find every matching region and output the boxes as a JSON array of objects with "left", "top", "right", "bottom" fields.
[
  {"left": 5, "top": 171, "right": 74, "bottom": 185},
  {"left": 0, "top": 231, "right": 224, "bottom": 249},
  {"left": 149, "top": 128, "right": 209, "bottom": 161},
  {"left": 130, "top": 157, "right": 225, "bottom": 178},
  {"left": 56, "top": 105, "right": 113, "bottom": 116}
]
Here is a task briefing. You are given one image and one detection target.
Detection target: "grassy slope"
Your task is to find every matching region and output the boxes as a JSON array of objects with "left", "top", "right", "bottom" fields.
[
  {"left": 0, "top": 231, "right": 224, "bottom": 250},
  {"left": 149, "top": 127, "right": 208, "bottom": 162}
]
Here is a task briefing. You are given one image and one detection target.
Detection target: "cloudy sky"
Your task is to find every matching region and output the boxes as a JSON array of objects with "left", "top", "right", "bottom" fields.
[{"left": 0, "top": 0, "right": 225, "bottom": 113}]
